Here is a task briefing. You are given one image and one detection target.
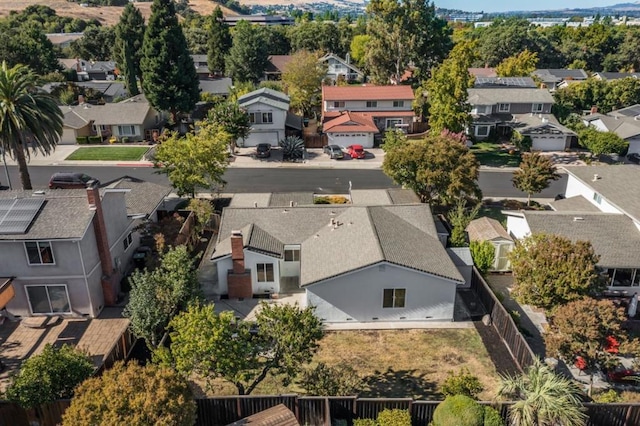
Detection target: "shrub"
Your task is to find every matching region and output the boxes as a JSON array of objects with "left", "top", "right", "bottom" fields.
[
  {"left": 432, "top": 395, "right": 485, "bottom": 426},
  {"left": 313, "top": 195, "right": 350, "bottom": 204},
  {"left": 314, "top": 196, "right": 331, "bottom": 204},
  {"left": 299, "top": 363, "right": 362, "bottom": 396},
  {"left": 483, "top": 406, "right": 504, "bottom": 426},
  {"left": 441, "top": 368, "right": 484, "bottom": 399},
  {"left": 353, "top": 419, "right": 378, "bottom": 426},
  {"left": 76, "top": 136, "right": 88, "bottom": 144},
  {"left": 376, "top": 409, "right": 411, "bottom": 426},
  {"left": 469, "top": 240, "right": 495, "bottom": 275},
  {"left": 87, "top": 136, "right": 102, "bottom": 144},
  {"left": 122, "top": 136, "right": 130, "bottom": 143},
  {"left": 593, "top": 389, "right": 621, "bottom": 403}
]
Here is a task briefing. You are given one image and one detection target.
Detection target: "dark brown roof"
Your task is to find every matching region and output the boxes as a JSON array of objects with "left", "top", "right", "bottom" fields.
[{"left": 226, "top": 404, "right": 299, "bottom": 426}]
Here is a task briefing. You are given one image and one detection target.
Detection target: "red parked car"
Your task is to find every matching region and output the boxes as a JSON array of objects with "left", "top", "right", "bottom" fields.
[{"left": 347, "top": 144, "right": 366, "bottom": 159}]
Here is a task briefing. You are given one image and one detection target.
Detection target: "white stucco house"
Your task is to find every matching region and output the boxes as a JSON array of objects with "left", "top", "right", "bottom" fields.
[
  {"left": 583, "top": 105, "right": 640, "bottom": 155},
  {"left": 237, "top": 88, "right": 290, "bottom": 147},
  {"left": 208, "top": 189, "right": 466, "bottom": 323},
  {"left": 505, "top": 165, "right": 640, "bottom": 289},
  {"left": 319, "top": 53, "right": 364, "bottom": 83}
]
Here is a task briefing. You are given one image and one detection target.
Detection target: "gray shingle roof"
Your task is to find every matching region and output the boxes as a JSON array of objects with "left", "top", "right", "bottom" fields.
[
  {"left": 230, "top": 193, "right": 272, "bottom": 208},
  {"left": 563, "top": 165, "right": 640, "bottom": 223},
  {"left": 0, "top": 190, "right": 93, "bottom": 240},
  {"left": 533, "top": 69, "right": 589, "bottom": 82},
  {"left": 350, "top": 189, "right": 391, "bottom": 205},
  {"left": 213, "top": 204, "right": 463, "bottom": 286},
  {"left": 247, "top": 225, "right": 284, "bottom": 257},
  {"left": 467, "top": 88, "right": 554, "bottom": 105},
  {"left": 447, "top": 247, "right": 474, "bottom": 267},
  {"left": 511, "top": 113, "right": 576, "bottom": 135},
  {"left": 386, "top": 188, "right": 421, "bottom": 204},
  {"left": 238, "top": 88, "right": 290, "bottom": 107},
  {"left": 466, "top": 217, "right": 512, "bottom": 242},
  {"left": 199, "top": 78, "right": 233, "bottom": 96},
  {"left": 523, "top": 211, "right": 640, "bottom": 268},
  {"left": 583, "top": 114, "right": 640, "bottom": 140},
  {"left": 550, "top": 196, "right": 601, "bottom": 212},
  {"left": 268, "top": 192, "right": 314, "bottom": 207},
  {"left": 62, "top": 96, "right": 152, "bottom": 127},
  {"left": 102, "top": 176, "right": 171, "bottom": 217}
]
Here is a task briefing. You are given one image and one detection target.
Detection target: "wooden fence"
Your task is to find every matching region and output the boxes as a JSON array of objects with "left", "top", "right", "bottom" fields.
[
  {"left": 470, "top": 267, "right": 538, "bottom": 371},
  {"left": 3, "top": 397, "right": 640, "bottom": 426},
  {"left": 304, "top": 134, "right": 327, "bottom": 148}
]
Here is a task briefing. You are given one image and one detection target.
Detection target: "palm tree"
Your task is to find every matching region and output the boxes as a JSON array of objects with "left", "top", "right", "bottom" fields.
[
  {"left": 497, "top": 360, "right": 587, "bottom": 426},
  {"left": 0, "top": 62, "right": 63, "bottom": 190}
]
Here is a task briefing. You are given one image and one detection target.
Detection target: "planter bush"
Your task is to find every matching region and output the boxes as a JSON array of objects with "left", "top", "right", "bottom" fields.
[
  {"left": 122, "top": 137, "right": 130, "bottom": 143},
  {"left": 432, "top": 395, "right": 485, "bottom": 426},
  {"left": 76, "top": 136, "right": 88, "bottom": 144},
  {"left": 87, "top": 136, "right": 102, "bottom": 144}
]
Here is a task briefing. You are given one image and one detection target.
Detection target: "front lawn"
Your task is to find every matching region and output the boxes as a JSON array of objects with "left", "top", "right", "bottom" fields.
[
  {"left": 202, "top": 329, "right": 500, "bottom": 399},
  {"left": 66, "top": 146, "right": 149, "bottom": 161},
  {"left": 470, "top": 142, "right": 522, "bottom": 167}
]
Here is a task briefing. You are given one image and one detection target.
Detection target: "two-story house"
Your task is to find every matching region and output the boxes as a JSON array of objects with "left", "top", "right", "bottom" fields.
[
  {"left": 237, "top": 88, "right": 292, "bottom": 147},
  {"left": 467, "top": 86, "right": 576, "bottom": 151},
  {"left": 505, "top": 165, "right": 640, "bottom": 290},
  {"left": 321, "top": 85, "right": 415, "bottom": 147},
  {"left": 319, "top": 53, "right": 364, "bottom": 83},
  {"left": 583, "top": 104, "right": 640, "bottom": 155},
  {"left": 206, "top": 189, "right": 466, "bottom": 323},
  {"left": 0, "top": 179, "right": 170, "bottom": 319},
  {"left": 60, "top": 95, "right": 166, "bottom": 144}
]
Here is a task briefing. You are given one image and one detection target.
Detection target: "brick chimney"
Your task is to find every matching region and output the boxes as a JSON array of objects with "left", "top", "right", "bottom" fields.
[
  {"left": 590, "top": 106, "right": 598, "bottom": 115},
  {"left": 78, "top": 94, "right": 85, "bottom": 105},
  {"left": 227, "top": 230, "right": 252, "bottom": 299},
  {"left": 87, "top": 184, "right": 120, "bottom": 306}
]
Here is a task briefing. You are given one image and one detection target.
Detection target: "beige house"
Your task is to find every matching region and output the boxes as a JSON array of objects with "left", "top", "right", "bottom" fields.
[{"left": 60, "top": 95, "right": 166, "bottom": 144}]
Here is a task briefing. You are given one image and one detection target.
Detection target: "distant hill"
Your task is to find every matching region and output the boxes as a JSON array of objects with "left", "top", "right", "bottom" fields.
[{"left": 0, "top": 0, "right": 239, "bottom": 27}]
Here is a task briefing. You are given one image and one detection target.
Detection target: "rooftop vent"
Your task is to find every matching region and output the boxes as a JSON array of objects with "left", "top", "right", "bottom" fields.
[
  {"left": 32, "top": 191, "right": 45, "bottom": 196},
  {"left": 289, "top": 201, "right": 294, "bottom": 207},
  {"left": 329, "top": 218, "right": 336, "bottom": 226},
  {"left": 254, "top": 202, "right": 258, "bottom": 208},
  {"left": 593, "top": 174, "right": 600, "bottom": 181},
  {"left": 573, "top": 217, "right": 584, "bottom": 221}
]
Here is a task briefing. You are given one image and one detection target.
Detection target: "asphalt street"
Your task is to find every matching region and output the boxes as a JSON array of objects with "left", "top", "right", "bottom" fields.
[{"left": 1, "top": 165, "right": 568, "bottom": 198}]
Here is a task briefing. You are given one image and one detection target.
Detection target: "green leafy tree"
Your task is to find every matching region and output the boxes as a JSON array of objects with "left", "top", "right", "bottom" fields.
[
  {"left": 512, "top": 152, "right": 560, "bottom": 206},
  {"left": 113, "top": 3, "right": 145, "bottom": 96},
  {"left": 578, "top": 127, "right": 628, "bottom": 160},
  {"left": 153, "top": 120, "right": 230, "bottom": 197},
  {"left": 165, "top": 302, "right": 324, "bottom": 395},
  {"left": 207, "top": 6, "right": 231, "bottom": 75},
  {"left": 68, "top": 26, "right": 115, "bottom": 61},
  {"left": 497, "top": 360, "right": 587, "bottom": 426},
  {"left": 510, "top": 132, "right": 532, "bottom": 152},
  {"left": 440, "top": 368, "right": 484, "bottom": 399},
  {"left": 6, "top": 344, "right": 94, "bottom": 409},
  {"left": 140, "top": 0, "right": 200, "bottom": 123},
  {"left": 474, "top": 19, "right": 537, "bottom": 67},
  {"left": 469, "top": 240, "right": 495, "bottom": 275},
  {"left": 381, "top": 129, "right": 408, "bottom": 153},
  {"left": 382, "top": 133, "right": 482, "bottom": 205},
  {"left": 448, "top": 199, "right": 481, "bottom": 247},
  {"left": 225, "top": 20, "right": 269, "bottom": 83},
  {"left": 432, "top": 395, "right": 502, "bottom": 426},
  {"left": 426, "top": 41, "right": 476, "bottom": 134},
  {"left": 123, "top": 245, "right": 200, "bottom": 349},
  {"left": 260, "top": 26, "right": 291, "bottom": 56},
  {"left": 299, "top": 363, "right": 362, "bottom": 396},
  {"left": 495, "top": 49, "right": 539, "bottom": 77},
  {"left": 545, "top": 298, "right": 639, "bottom": 394},
  {"left": 288, "top": 21, "right": 340, "bottom": 54},
  {"left": 206, "top": 101, "right": 251, "bottom": 152},
  {"left": 376, "top": 409, "right": 412, "bottom": 426},
  {"left": 62, "top": 362, "right": 196, "bottom": 426},
  {"left": 365, "top": 0, "right": 451, "bottom": 83},
  {"left": 186, "top": 198, "right": 214, "bottom": 235},
  {"left": 509, "top": 233, "right": 603, "bottom": 312},
  {"left": 350, "top": 34, "right": 371, "bottom": 67},
  {"left": 0, "top": 62, "right": 63, "bottom": 190},
  {"left": 0, "top": 23, "right": 60, "bottom": 75},
  {"left": 281, "top": 50, "right": 327, "bottom": 117}
]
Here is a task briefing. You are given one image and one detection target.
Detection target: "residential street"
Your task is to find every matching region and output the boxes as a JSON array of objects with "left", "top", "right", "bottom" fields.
[{"left": 2, "top": 165, "right": 568, "bottom": 198}]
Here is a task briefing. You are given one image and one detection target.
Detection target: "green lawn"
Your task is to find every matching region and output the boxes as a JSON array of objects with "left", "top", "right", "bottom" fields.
[
  {"left": 66, "top": 146, "right": 149, "bottom": 161},
  {"left": 470, "top": 142, "right": 522, "bottom": 167}
]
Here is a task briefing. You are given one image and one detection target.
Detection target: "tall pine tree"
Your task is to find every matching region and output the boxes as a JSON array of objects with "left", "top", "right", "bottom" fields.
[
  {"left": 225, "top": 20, "right": 269, "bottom": 83},
  {"left": 141, "top": 0, "right": 199, "bottom": 122},
  {"left": 207, "top": 6, "right": 231, "bottom": 76},
  {"left": 113, "top": 3, "right": 145, "bottom": 96}
]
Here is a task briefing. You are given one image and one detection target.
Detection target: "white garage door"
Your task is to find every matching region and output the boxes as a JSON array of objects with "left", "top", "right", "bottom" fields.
[
  {"left": 532, "top": 135, "right": 566, "bottom": 151},
  {"left": 327, "top": 133, "right": 374, "bottom": 148},
  {"left": 241, "top": 131, "right": 280, "bottom": 147}
]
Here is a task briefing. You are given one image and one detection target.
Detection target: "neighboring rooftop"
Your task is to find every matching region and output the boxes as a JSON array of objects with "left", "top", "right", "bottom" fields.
[
  {"left": 466, "top": 217, "right": 512, "bottom": 242},
  {"left": 474, "top": 77, "right": 537, "bottom": 88},
  {"left": 61, "top": 94, "right": 152, "bottom": 126},
  {"left": 467, "top": 88, "right": 555, "bottom": 105},
  {"left": 322, "top": 111, "right": 379, "bottom": 133},
  {"left": 199, "top": 78, "right": 233, "bottom": 96},
  {"left": 550, "top": 195, "right": 601, "bottom": 213},
  {"left": 563, "top": 165, "right": 640, "bottom": 222},
  {"left": 228, "top": 190, "right": 419, "bottom": 209},
  {"left": 532, "top": 69, "right": 589, "bottom": 82},
  {"left": 322, "top": 85, "right": 415, "bottom": 101},
  {"left": 583, "top": 113, "right": 640, "bottom": 139},
  {"left": 102, "top": 176, "right": 171, "bottom": 217},
  {"left": 468, "top": 67, "right": 497, "bottom": 78},
  {"left": 238, "top": 88, "right": 290, "bottom": 110},
  {"left": 595, "top": 72, "right": 640, "bottom": 81}
]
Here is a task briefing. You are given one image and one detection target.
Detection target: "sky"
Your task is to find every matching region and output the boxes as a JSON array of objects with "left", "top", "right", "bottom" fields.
[{"left": 435, "top": 1, "right": 617, "bottom": 13}]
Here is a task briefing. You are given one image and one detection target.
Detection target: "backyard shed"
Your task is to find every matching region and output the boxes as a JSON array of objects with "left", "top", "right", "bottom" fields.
[{"left": 466, "top": 217, "right": 514, "bottom": 272}]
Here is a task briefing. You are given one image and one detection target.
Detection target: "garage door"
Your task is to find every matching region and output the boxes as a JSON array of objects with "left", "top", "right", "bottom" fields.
[
  {"left": 532, "top": 135, "right": 566, "bottom": 151},
  {"left": 242, "top": 131, "right": 280, "bottom": 147}
]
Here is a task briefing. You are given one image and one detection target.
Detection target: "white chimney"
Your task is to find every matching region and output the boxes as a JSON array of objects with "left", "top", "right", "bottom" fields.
[{"left": 593, "top": 174, "right": 600, "bottom": 181}]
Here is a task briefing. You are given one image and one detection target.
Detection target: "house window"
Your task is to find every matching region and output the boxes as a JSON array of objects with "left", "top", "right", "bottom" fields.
[
  {"left": 284, "top": 249, "right": 300, "bottom": 262},
  {"left": 25, "top": 241, "right": 55, "bottom": 265},
  {"left": 261, "top": 112, "right": 273, "bottom": 124},
  {"left": 333, "top": 101, "right": 345, "bottom": 108},
  {"left": 593, "top": 193, "right": 602, "bottom": 204},
  {"left": 26, "top": 285, "right": 71, "bottom": 314},
  {"left": 475, "top": 105, "right": 491, "bottom": 114},
  {"left": 393, "top": 100, "right": 404, "bottom": 108},
  {"left": 386, "top": 118, "right": 403, "bottom": 129},
  {"left": 257, "top": 263, "right": 274, "bottom": 282},
  {"left": 366, "top": 101, "right": 378, "bottom": 108},
  {"left": 249, "top": 112, "right": 256, "bottom": 124},
  {"left": 498, "top": 103, "right": 510, "bottom": 112},
  {"left": 532, "top": 103, "right": 544, "bottom": 113},
  {"left": 476, "top": 126, "right": 490, "bottom": 137},
  {"left": 123, "top": 232, "right": 133, "bottom": 251},
  {"left": 117, "top": 125, "right": 135, "bottom": 136},
  {"left": 383, "top": 288, "right": 406, "bottom": 308}
]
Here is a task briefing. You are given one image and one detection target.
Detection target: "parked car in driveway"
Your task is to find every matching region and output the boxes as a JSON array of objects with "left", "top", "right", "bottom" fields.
[
  {"left": 347, "top": 144, "right": 366, "bottom": 159},
  {"left": 323, "top": 144, "right": 344, "bottom": 159},
  {"left": 628, "top": 153, "right": 640, "bottom": 164},
  {"left": 256, "top": 143, "right": 271, "bottom": 158}
]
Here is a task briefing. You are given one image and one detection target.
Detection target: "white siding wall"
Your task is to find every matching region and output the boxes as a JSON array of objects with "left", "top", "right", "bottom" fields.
[
  {"left": 564, "top": 175, "right": 621, "bottom": 214},
  {"left": 324, "top": 100, "right": 413, "bottom": 113},
  {"left": 214, "top": 251, "right": 281, "bottom": 295},
  {"left": 306, "top": 263, "right": 458, "bottom": 322},
  {"left": 506, "top": 214, "right": 531, "bottom": 240},
  {"left": 61, "top": 128, "right": 78, "bottom": 145},
  {"left": 326, "top": 133, "right": 374, "bottom": 148},
  {"left": 240, "top": 102, "right": 287, "bottom": 147},
  {"left": 216, "top": 257, "right": 233, "bottom": 295}
]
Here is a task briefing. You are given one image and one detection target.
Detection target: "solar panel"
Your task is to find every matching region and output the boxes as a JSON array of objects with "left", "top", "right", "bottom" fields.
[
  {"left": 474, "top": 77, "right": 536, "bottom": 88},
  {"left": 617, "top": 105, "right": 640, "bottom": 117},
  {"left": 0, "top": 198, "right": 45, "bottom": 235}
]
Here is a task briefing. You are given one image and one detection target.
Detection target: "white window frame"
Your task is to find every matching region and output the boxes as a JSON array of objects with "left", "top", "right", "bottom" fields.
[
  {"left": 386, "top": 118, "right": 403, "bottom": 129},
  {"left": 24, "top": 241, "right": 55, "bottom": 266},
  {"left": 593, "top": 192, "right": 602, "bottom": 204},
  {"left": 117, "top": 125, "right": 136, "bottom": 136},
  {"left": 261, "top": 112, "right": 273, "bottom": 124},
  {"left": 476, "top": 125, "right": 490, "bottom": 137},
  {"left": 366, "top": 101, "right": 378, "bottom": 108},
  {"left": 333, "top": 101, "right": 345, "bottom": 108},
  {"left": 123, "top": 232, "right": 133, "bottom": 251},
  {"left": 256, "top": 263, "right": 275, "bottom": 282},
  {"left": 383, "top": 288, "right": 406, "bottom": 308},
  {"left": 25, "top": 284, "right": 71, "bottom": 315},
  {"left": 498, "top": 103, "right": 510, "bottom": 112},
  {"left": 532, "top": 103, "right": 544, "bottom": 113},
  {"left": 393, "top": 100, "right": 405, "bottom": 108}
]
